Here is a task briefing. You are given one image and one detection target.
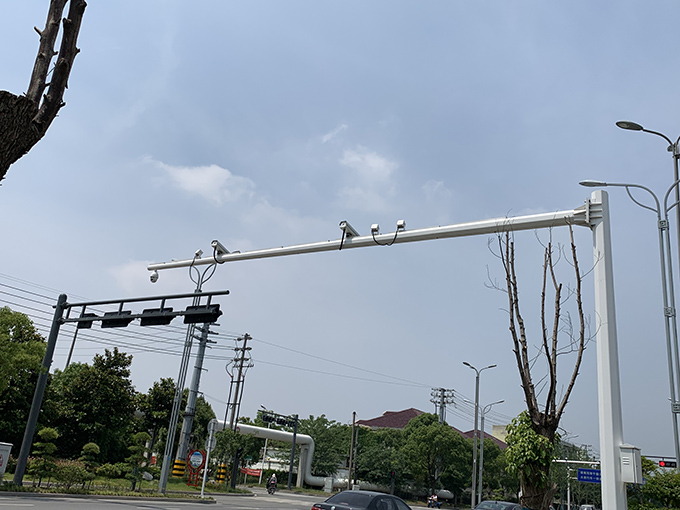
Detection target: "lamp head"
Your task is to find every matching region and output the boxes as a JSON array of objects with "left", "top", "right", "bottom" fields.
[
  {"left": 579, "top": 180, "right": 608, "bottom": 187},
  {"left": 616, "top": 120, "right": 644, "bottom": 131}
]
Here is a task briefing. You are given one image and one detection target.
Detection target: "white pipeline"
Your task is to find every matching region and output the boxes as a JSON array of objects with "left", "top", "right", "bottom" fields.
[{"left": 213, "top": 419, "right": 346, "bottom": 488}]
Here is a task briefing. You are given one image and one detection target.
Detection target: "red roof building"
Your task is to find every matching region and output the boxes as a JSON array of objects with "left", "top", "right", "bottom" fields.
[
  {"left": 356, "top": 408, "right": 425, "bottom": 430},
  {"left": 357, "top": 408, "right": 507, "bottom": 450}
]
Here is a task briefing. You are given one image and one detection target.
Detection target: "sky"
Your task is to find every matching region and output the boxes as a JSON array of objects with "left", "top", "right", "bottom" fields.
[{"left": 2, "top": 1, "right": 680, "bottom": 462}]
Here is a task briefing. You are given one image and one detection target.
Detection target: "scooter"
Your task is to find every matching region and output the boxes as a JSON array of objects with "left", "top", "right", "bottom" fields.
[{"left": 267, "top": 481, "right": 277, "bottom": 494}]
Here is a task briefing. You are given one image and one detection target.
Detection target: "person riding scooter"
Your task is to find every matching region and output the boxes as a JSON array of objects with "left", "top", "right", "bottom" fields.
[{"left": 267, "top": 473, "right": 277, "bottom": 494}]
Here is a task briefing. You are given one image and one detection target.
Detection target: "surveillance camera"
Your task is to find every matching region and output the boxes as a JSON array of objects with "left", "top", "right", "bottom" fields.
[
  {"left": 195, "top": 249, "right": 203, "bottom": 258},
  {"left": 211, "top": 239, "right": 230, "bottom": 256},
  {"left": 150, "top": 270, "right": 159, "bottom": 283},
  {"left": 339, "top": 220, "right": 360, "bottom": 238},
  {"left": 371, "top": 224, "right": 380, "bottom": 235},
  {"left": 396, "top": 219, "right": 406, "bottom": 231}
]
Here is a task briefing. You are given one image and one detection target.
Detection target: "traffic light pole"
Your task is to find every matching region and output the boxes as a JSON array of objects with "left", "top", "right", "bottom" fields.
[
  {"left": 13, "top": 294, "right": 67, "bottom": 486},
  {"left": 176, "top": 324, "right": 215, "bottom": 462},
  {"left": 13, "top": 289, "right": 228, "bottom": 488}
]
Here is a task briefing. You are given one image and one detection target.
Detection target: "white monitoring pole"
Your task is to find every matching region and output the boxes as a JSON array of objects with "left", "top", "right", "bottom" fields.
[
  {"left": 588, "top": 190, "right": 627, "bottom": 509},
  {"left": 149, "top": 196, "right": 627, "bottom": 509}
]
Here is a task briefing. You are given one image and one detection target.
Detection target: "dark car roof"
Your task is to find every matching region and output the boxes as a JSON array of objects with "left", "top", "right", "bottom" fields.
[{"left": 316, "top": 490, "right": 411, "bottom": 510}]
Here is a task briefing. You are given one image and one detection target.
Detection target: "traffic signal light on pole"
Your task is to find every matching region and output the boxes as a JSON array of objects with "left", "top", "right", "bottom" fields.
[{"left": 659, "top": 460, "right": 678, "bottom": 468}]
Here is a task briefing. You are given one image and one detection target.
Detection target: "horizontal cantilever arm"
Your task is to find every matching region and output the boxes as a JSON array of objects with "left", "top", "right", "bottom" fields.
[{"left": 148, "top": 203, "right": 594, "bottom": 271}]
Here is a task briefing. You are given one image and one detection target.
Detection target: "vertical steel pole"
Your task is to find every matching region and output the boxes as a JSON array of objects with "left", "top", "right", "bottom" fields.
[
  {"left": 287, "top": 415, "right": 298, "bottom": 490},
  {"left": 477, "top": 408, "right": 485, "bottom": 502},
  {"left": 471, "top": 372, "right": 479, "bottom": 508},
  {"left": 590, "top": 190, "right": 627, "bottom": 510},
  {"left": 348, "top": 411, "right": 355, "bottom": 490},
  {"left": 177, "top": 325, "right": 211, "bottom": 461},
  {"left": 13, "top": 294, "right": 67, "bottom": 485},
  {"left": 660, "top": 201, "right": 680, "bottom": 465},
  {"left": 159, "top": 288, "right": 202, "bottom": 493}
]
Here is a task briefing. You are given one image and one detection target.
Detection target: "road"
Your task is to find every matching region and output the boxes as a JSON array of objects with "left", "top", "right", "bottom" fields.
[{"left": 0, "top": 488, "right": 321, "bottom": 510}]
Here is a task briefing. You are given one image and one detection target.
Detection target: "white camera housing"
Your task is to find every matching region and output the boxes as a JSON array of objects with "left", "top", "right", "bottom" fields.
[
  {"left": 211, "top": 239, "right": 230, "bottom": 256},
  {"left": 150, "top": 270, "right": 159, "bottom": 283},
  {"left": 195, "top": 249, "right": 203, "bottom": 258},
  {"left": 396, "top": 219, "right": 406, "bottom": 231},
  {"left": 371, "top": 224, "right": 380, "bottom": 235},
  {"left": 339, "top": 221, "right": 360, "bottom": 238}
]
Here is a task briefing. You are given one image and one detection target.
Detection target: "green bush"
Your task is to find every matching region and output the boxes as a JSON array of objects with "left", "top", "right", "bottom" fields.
[
  {"left": 5, "top": 455, "right": 16, "bottom": 475},
  {"left": 97, "top": 463, "right": 122, "bottom": 479},
  {"left": 55, "top": 460, "right": 92, "bottom": 489}
]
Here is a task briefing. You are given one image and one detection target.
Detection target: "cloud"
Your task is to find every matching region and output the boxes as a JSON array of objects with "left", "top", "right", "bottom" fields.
[
  {"left": 336, "top": 146, "right": 398, "bottom": 212},
  {"left": 340, "top": 147, "right": 396, "bottom": 184},
  {"left": 321, "top": 124, "right": 348, "bottom": 143},
  {"left": 422, "top": 180, "right": 452, "bottom": 201},
  {"left": 146, "top": 157, "right": 256, "bottom": 205}
]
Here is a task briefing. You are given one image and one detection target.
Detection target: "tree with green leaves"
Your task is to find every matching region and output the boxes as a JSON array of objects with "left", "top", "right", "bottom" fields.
[
  {"left": 401, "top": 414, "right": 469, "bottom": 496},
  {"left": 505, "top": 411, "right": 556, "bottom": 509},
  {"left": 473, "top": 437, "right": 510, "bottom": 502},
  {"left": 640, "top": 469, "right": 680, "bottom": 508},
  {"left": 30, "top": 427, "right": 59, "bottom": 486},
  {"left": 126, "top": 431, "right": 151, "bottom": 491},
  {"left": 47, "top": 348, "right": 136, "bottom": 462},
  {"left": 190, "top": 394, "right": 216, "bottom": 451},
  {"left": 214, "top": 426, "right": 262, "bottom": 468},
  {"left": 355, "top": 427, "right": 406, "bottom": 489},
  {"left": 297, "top": 414, "right": 350, "bottom": 477},
  {"left": 495, "top": 226, "right": 588, "bottom": 510},
  {"left": 0, "top": 307, "right": 46, "bottom": 450},
  {"left": 78, "top": 442, "right": 100, "bottom": 487},
  {"left": 137, "top": 378, "right": 178, "bottom": 448}
]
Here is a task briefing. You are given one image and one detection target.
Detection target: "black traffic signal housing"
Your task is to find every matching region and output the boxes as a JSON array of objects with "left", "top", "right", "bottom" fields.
[
  {"left": 77, "top": 312, "right": 99, "bottom": 329},
  {"left": 659, "top": 460, "right": 678, "bottom": 468},
  {"left": 183, "top": 304, "right": 222, "bottom": 324},
  {"left": 139, "top": 307, "right": 177, "bottom": 326},
  {"left": 101, "top": 310, "right": 134, "bottom": 328}
]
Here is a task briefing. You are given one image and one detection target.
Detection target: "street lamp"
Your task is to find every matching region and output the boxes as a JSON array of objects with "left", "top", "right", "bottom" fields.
[
  {"left": 463, "top": 361, "right": 497, "bottom": 508},
  {"left": 616, "top": 121, "right": 680, "bottom": 277},
  {"left": 477, "top": 400, "right": 504, "bottom": 503},
  {"left": 580, "top": 179, "right": 680, "bottom": 464}
]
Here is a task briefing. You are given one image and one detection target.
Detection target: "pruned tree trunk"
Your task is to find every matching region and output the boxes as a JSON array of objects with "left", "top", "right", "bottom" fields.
[
  {"left": 0, "top": 0, "right": 86, "bottom": 182},
  {"left": 498, "top": 225, "right": 587, "bottom": 510}
]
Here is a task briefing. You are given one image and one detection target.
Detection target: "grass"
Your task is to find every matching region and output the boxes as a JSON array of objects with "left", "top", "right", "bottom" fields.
[{"left": 1, "top": 474, "right": 249, "bottom": 499}]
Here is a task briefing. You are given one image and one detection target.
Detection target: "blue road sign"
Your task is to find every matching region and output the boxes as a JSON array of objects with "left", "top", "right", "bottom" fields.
[{"left": 577, "top": 468, "right": 601, "bottom": 484}]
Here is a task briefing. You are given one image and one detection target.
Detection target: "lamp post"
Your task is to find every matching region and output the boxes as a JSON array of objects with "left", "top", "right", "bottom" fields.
[
  {"left": 259, "top": 405, "right": 272, "bottom": 485},
  {"left": 463, "top": 361, "right": 496, "bottom": 508},
  {"left": 477, "top": 400, "right": 504, "bottom": 504},
  {"left": 616, "top": 121, "right": 680, "bottom": 268},
  {"left": 580, "top": 179, "right": 680, "bottom": 464}
]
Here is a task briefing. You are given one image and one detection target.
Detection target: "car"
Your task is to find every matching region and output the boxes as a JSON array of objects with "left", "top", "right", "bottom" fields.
[
  {"left": 579, "top": 505, "right": 596, "bottom": 510},
  {"left": 474, "top": 501, "right": 523, "bottom": 510},
  {"left": 311, "top": 490, "right": 413, "bottom": 510}
]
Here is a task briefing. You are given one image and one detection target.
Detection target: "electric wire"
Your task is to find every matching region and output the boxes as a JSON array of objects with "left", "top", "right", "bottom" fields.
[{"left": 0, "top": 273, "right": 513, "bottom": 412}]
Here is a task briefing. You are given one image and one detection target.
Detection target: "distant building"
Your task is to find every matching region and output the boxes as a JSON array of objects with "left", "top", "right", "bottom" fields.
[
  {"left": 356, "top": 408, "right": 425, "bottom": 430},
  {"left": 357, "top": 408, "right": 507, "bottom": 450}
]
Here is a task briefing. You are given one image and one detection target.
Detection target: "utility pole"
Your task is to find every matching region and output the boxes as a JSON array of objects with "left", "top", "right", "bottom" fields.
[
  {"left": 176, "top": 324, "right": 216, "bottom": 462},
  {"left": 228, "top": 334, "right": 251, "bottom": 428},
  {"left": 430, "top": 388, "right": 454, "bottom": 424},
  {"left": 229, "top": 334, "right": 252, "bottom": 488},
  {"left": 348, "top": 411, "right": 356, "bottom": 490}
]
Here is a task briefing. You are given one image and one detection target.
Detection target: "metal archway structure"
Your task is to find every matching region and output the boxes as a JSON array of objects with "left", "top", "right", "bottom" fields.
[{"left": 150, "top": 190, "right": 629, "bottom": 510}]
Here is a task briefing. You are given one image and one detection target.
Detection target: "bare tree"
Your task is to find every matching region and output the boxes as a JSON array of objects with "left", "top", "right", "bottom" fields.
[
  {"left": 0, "top": 0, "right": 86, "bottom": 182},
  {"left": 495, "top": 225, "right": 588, "bottom": 510}
]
